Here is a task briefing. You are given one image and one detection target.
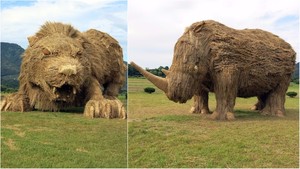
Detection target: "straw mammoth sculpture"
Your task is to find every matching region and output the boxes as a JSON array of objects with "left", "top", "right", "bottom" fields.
[
  {"left": 131, "top": 20, "right": 295, "bottom": 120},
  {"left": 1, "top": 22, "right": 126, "bottom": 119}
]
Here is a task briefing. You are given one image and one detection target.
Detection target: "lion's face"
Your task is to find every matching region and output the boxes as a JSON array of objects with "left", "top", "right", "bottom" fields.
[{"left": 24, "top": 34, "right": 91, "bottom": 103}]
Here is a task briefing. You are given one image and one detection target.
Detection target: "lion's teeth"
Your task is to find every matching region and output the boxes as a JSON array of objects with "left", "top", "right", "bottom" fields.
[
  {"left": 73, "top": 88, "right": 76, "bottom": 95},
  {"left": 53, "top": 87, "right": 57, "bottom": 93}
]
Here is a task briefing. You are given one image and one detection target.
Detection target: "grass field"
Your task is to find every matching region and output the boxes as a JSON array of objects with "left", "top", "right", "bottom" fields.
[
  {"left": 128, "top": 78, "right": 299, "bottom": 168},
  {"left": 1, "top": 95, "right": 127, "bottom": 168}
]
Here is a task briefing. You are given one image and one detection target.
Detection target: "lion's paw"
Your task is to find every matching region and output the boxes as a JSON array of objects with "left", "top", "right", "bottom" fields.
[
  {"left": 1, "top": 93, "right": 31, "bottom": 112},
  {"left": 83, "top": 98, "right": 126, "bottom": 119}
]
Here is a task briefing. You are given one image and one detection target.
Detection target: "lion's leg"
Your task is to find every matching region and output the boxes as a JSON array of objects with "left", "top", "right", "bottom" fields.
[
  {"left": 190, "top": 90, "right": 210, "bottom": 114},
  {"left": 260, "top": 76, "right": 290, "bottom": 117},
  {"left": 211, "top": 67, "right": 238, "bottom": 120},
  {"left": 83, "top": 78, "right": 126, "bottom": 119},
  {"left": 104, "top": 83, "right": 122, "bottom": 98},
  {"left": 1, "top": 92, "right": 31, "bottom": 112},
  {"left": 104, "top": 65, "right": 125, "bottom": 97},
  {"left": 83, "top": 78, "right": 104, "bottom": 118}
]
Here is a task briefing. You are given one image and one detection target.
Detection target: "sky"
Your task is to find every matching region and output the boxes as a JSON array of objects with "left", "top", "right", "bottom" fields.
[
  {"left": 1, "top": 0, "right": 127, "bottom": 61},
  {"left": 1, "top": 0, "right": 299, "bottom": 68},
  {"left": 128, "top": 0, "right": 300, "bottom": 68}
]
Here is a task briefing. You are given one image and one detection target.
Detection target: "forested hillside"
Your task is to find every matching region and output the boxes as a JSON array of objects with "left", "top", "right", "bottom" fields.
[{"left": 1, "top": 42, "right": 24, "bottom": 90}]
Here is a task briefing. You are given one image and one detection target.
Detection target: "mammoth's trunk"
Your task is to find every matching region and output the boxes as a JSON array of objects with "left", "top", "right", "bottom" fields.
[{"left": 130, "top": 62, "right": 168, "bottom": 93}]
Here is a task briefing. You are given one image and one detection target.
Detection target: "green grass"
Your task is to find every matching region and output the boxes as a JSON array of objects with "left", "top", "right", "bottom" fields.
[
  {"left": 128, "top": 78, "right": 299, "bottom": 168},
  {"left": 1, "top": 96, "right": 127, "bottom": 168}
]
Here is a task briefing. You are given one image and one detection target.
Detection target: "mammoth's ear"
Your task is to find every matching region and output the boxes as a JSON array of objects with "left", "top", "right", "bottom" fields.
[
  {"left": 192, "top": 21, "right": 206, "bottom": 34},
  {"left": 27, "top": 35, "right": 39, "bottom": 47}
]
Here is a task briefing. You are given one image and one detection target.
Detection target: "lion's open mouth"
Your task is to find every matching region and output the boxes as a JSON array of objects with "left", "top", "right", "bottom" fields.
[{"left": 52, "top": 84, "right": 77, "bottom": 102}]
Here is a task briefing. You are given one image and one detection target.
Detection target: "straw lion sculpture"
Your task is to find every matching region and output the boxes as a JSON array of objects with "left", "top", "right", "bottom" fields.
[
  {"left": 131, "top": 20, "right": 295, "bottom": 120},
  {"left": 1, "top": 22, "right": 126, "bottom": 119}
]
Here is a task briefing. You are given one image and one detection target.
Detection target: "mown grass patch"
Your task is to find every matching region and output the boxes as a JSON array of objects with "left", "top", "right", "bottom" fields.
[
  {"left": 1, "top": 96, "right": 127, "bottom": 168},
  {"left": 128, "top": 78, "right": 299, "bottom": 168}
]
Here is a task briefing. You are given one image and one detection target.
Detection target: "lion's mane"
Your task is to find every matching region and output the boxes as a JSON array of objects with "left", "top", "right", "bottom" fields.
[{"left": 16, "top": 22, "right": 126, "bottom": 112}]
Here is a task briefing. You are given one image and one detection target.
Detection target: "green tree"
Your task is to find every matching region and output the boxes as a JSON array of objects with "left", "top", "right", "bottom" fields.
[
  {"left": 144, "top": 87, "right": 155, "bottom": 94},
  {"left": 286, "top": 91, "right": 297, "bottom": 98}
]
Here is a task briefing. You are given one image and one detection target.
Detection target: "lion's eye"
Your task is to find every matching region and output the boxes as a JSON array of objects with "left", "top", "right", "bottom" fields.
[
  {"left": 42, "top": 48, "right": 50, "bottom": 55},
  {"left": 77, "top": 50, "right": 82, "bottom": 55}
]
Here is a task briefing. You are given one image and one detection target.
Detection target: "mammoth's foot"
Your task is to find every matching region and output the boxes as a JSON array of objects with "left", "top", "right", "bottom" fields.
[
  {"left": 83, "top": 97, "right": 126, "bottom": 119},
  {"left": 251, "top": 105, "right": 259, "bottom": 111},
  {"left": 251, "top": 101, "right": 265, "bottom": 111},
  {"left": 260, "top": 109, "right": 285, "bottom": 117},
  {"left": 210, "top": 111, "right": 235, "bottom": 120},
  {"left": 189, "top": 106, "right": 210, "bottom": 114},
  {"left": 1, "top": 93, "right": 31, "bottom": 112}
]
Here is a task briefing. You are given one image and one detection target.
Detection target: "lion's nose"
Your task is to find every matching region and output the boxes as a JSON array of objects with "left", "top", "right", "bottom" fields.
[{"left": 59, "top": 65, "right": 77, "bottom": 76}]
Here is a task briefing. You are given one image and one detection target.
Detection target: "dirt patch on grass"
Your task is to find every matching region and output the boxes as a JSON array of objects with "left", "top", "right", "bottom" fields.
[
  {"left": 2, "top": 124, "right": 26, "bottom": 137},
  {"left": 76, "top": 147, "right": 89, "bottom": 153},
  {"left": 39, "top": 141, "right": 54, "bottom": 145},
  {"left": 4, "top": 138, "right": 19, "bottom": 151},
  {"left": 28, "top": 126, "right": 54, "bottom": 132}
]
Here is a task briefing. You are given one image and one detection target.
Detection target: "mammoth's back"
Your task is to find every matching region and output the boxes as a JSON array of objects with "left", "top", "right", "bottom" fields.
[{"left": 193, "top": 20, "right": 296, "bottom": 97}]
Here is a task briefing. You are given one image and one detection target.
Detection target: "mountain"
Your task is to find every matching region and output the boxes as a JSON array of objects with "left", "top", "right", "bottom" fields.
[
  {"left": 1, "top": 42, "right": 24, "bottom": 89},
  {"left": 1, "top": 42, "right": 24, "bottom": 76}
]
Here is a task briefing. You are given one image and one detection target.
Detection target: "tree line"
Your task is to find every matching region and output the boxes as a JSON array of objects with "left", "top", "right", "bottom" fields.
[{"left": 128, "top": 63, "right": 169, "bottom": 77}]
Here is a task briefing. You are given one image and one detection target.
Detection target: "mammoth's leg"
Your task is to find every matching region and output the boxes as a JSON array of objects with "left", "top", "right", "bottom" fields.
[
  {"left": 211, "top": 67, "right": 238, "bottom": 120},
  {"left": 83, "top": 78, "right": 126, "bottom": 119},
  {"left": 260, "top": 76, "right": 290, "bottom": 117},
  {"left": 1, "top": 92, "right": 31, "bottom": 112},
  {"left": 190, "top": 90, "right": 210, "bottom": 114},
  {"left": 251, "top": 94, "right": 267, "bottom": 111}
]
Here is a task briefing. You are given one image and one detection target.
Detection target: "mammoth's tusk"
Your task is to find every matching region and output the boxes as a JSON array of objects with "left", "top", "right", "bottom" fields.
[
  {"left": 130, "top": 61, "right": 168, "bottom": 93},
  {"left": 161, "top": 69, "right": 170, "bottom": 76}
]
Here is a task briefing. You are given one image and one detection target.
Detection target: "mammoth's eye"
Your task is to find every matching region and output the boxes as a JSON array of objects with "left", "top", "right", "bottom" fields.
[{"left": 42, "top": 48, "right": 51, "bottom": 55}]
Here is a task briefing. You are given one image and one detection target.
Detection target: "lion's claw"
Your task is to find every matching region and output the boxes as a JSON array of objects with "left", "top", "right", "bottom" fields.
[
  {"left": 1, "top": 93, "right": 31, "bottom": 112},
  {"left": 83, "top": 97, "right": 126, "bottom": 119}
]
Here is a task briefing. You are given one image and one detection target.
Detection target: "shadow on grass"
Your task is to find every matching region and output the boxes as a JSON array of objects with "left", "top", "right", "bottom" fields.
[
  {"left": 60, "top": 107, "right": 84, "bottom": 114},
  {"left": 234, "top": 109, "right": 298, "bottom": 121},
  {"left": 234, "top": 110, "right": 261, "bottom": 119},
  {"left": 142, "top": 109, "right": 298, "bottom": 123},
  {"left": 145, "top": 115, "right": 198, "bottom": 123}
]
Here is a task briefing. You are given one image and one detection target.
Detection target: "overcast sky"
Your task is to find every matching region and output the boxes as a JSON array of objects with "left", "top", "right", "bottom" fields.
[
  {"left": 1, "top": 0, "right": 127, "bottom": 60},
  {"left": 1, "top": 0, "right": 299, "bottom": 67},
  {"left": 128, "top": 0, "right": 299, "bottom": 68}
]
